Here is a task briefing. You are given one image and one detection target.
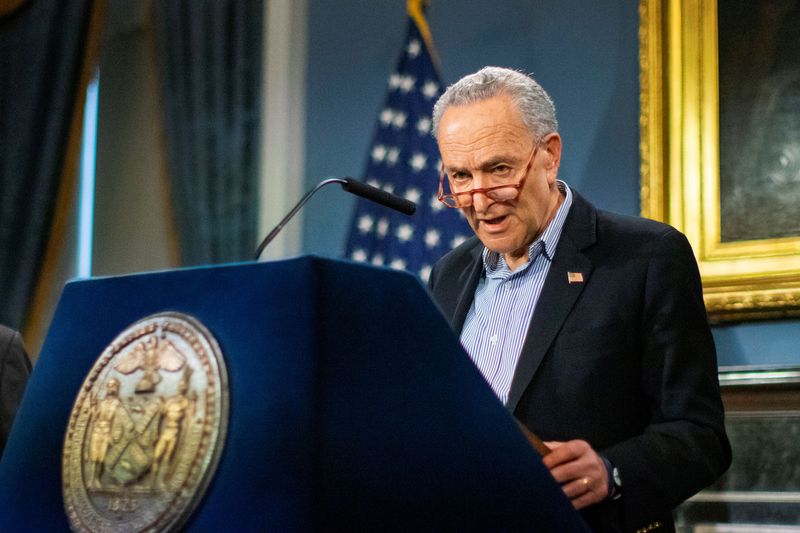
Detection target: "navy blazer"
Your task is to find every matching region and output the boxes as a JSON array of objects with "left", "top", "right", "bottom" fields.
[{"left": 428, "top": 191, "right": 731, "bottom": 532}]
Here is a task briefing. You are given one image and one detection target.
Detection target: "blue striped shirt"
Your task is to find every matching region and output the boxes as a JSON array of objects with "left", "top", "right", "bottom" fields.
[{"left": 460, "top": 181, "right": 573, "bottom": 405}]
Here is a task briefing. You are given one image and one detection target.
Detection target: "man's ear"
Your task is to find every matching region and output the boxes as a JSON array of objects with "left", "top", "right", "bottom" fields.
[
  {"left": 543, "top": 133, "right": 562, "bottom": 172},
  {"left": 541, "top": 133, "right": 562, "bottom": 185}
]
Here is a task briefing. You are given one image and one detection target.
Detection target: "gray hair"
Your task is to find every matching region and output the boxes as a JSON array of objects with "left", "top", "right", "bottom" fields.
[{"left": 431, "top": 66, "right": 558, "bottom": 141}]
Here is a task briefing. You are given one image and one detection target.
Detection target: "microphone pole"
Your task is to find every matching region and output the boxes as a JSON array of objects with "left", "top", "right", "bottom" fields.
[{"left": 254, "top": 177, "right": 416, "bottom": 260}]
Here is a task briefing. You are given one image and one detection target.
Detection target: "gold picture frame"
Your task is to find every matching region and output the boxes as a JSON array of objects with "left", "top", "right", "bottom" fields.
[{"left": 639, "top": 0, "right": 800, "bottom": 322}]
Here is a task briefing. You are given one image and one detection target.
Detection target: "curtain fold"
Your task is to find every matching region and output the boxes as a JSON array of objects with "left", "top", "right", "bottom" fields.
[
  {"left": 152, "top": 0, "right": 262, "bottom": 265},
  {"left": 0, "top": 0, "right": 96, "bottom": 330}
]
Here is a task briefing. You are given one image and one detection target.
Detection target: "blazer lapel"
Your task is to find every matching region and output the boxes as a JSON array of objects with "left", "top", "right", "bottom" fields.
[
  {"left": 450, "top": 242, "right": 484, "bottom": 332},
  {"left": 506, "top": 192, "right": 597, "bottom": 413}
]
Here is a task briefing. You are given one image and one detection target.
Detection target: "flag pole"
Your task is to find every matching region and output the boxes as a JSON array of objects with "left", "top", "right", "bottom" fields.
[{"left": 407, "top": 0, "right": 441, "bottom": 73}]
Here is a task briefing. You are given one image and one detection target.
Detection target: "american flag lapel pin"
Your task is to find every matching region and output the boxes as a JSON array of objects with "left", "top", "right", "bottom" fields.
[{"left": 567, "top": 272, "right": 584, "bottom": 284}]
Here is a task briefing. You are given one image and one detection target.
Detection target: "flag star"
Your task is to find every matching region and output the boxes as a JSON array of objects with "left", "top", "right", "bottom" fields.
[
  {"left": 399, "top": 75, "right": 416, "bottom": 93},
  {"left": 392, "top": 111, "right": 407, "bottom": 129},
  {"left": 424, "top": 228, "right": 441, "bottom": 248},
  {"left": 416, "top": 117, "right": 431, "bottom": 135},
  {"left": 419, "top": 264, "right": 432, "bottom": 282},
  {"left": 388, "top": 73, "right": 402, "bottom": 89},
  {"left": 376, "top": 218, "right": 389, "bottom": 238},
  {"left": 371, "top": 254, "right": 384, "bottom": 266},
  {"left": 382, "top": 182, "right": 395, "bottom": 194},
  {"left": 379, "top": 108, "right": 395, "bottom": 126},
  {"left": 422, "top": 80, "right": 439, "bottom": 99},
  {"left": 366, "top": 178, "right": 381, "bottom": 189},
  {"left": 450, "top": 234, "right": 467, "bottom": 248},
  {"left": 386, "top": 147, "right": 400, "bottom": 166},
  {"left": 371, "top": 144, "right": 387, "bottom": 163},
  {"left": 430, "top": 194, "right": 445, "bottom": 211},
  {"left": 390, "top": 257, "right": 407, "bottom": 270},
  {"left": 357, "top": 214, "right": 374, "bottom": 234},
  {"left": 406, "top": 39, "right": 421, "bottom": 58},
  {"left": 351, "top": 249, "right": 368, "bottom": 262},
  {"left": 404, "top": 187, "right": 422, "bottom": 203},
  {"left": 396, "top": 224, "right": 414, "bottom": 242},
  {"left": 409, "top": 152, "right": 427, "bottom": 172}
]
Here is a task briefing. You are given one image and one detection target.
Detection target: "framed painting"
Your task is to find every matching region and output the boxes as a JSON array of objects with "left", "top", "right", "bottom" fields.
[{"left": 640, "top": 0, "right": 800, "bottom": 322}]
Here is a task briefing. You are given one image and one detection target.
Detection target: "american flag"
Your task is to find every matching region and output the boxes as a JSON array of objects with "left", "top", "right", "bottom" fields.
[{"left": 344, "top": 9, "right": 469, "bottom": 282}]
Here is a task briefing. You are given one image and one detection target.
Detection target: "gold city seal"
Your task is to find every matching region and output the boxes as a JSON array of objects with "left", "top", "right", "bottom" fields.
[{"left": 62, "top": 313, "right": 229, "bottom": 532}]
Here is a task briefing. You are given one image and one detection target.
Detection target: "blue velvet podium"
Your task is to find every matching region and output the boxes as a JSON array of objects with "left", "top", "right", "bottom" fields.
[{"left": 0, "top": 257, "right": 587, "bottom": 531}]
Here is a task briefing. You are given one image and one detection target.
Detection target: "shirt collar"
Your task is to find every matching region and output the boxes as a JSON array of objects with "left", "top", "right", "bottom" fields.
[{"left": 482, "top": 180, "right": 573, "bottom": 275}]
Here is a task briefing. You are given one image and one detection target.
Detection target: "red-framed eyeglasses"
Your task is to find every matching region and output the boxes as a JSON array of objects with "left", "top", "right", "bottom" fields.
[{"left": 437, "top": 142, "right": 541, "bottom": 208}]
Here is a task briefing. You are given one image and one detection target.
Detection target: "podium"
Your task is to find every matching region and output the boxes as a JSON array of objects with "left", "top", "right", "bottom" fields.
[{"left": 0, "top": 257, "right": 587, "bottom": 531}]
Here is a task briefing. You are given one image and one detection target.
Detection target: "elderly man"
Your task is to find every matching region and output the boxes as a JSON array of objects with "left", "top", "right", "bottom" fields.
[
  {"left": 1, "top": 324, "right": 31, "bottom": 459},
  {"left": 428, "top": 67, "right": 730, "bottom": 532}
]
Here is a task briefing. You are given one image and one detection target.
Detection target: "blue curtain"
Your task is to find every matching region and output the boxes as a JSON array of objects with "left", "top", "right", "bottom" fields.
[
  {"left": 152, "top": 0, "right": 262, "bottom": 265},
  {"left": 0, "top": 0, "right": 96, "bottom": 330}
]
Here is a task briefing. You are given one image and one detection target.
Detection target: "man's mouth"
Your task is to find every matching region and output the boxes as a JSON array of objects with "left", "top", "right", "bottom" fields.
[{"left": 479, "top": 215, "right": 509, "bottom": 231}]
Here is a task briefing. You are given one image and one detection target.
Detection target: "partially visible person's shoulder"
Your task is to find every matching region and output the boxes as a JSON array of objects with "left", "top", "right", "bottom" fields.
[
  {"left": 0, "top": 324, "right": 18, "bottom": 346},
  {"left": 0, "top": 325, "right": 27, "bottom": 365}
]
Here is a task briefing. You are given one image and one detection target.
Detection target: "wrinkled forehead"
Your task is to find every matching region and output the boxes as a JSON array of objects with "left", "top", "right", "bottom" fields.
[{"left": 437, "top": 97, "right": 534, "bottom": 165}]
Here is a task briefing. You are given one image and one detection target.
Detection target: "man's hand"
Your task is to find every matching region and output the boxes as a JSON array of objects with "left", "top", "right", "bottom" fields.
[{"left": 542, "top": 439, "right": 609, "bottom": 509}]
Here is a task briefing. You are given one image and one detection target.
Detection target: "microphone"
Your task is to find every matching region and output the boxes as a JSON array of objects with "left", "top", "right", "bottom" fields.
[
  {"left": 341, "top": 178, "right": 416, "bottom": 216},
  {"left": 254, "top": 177, "right": 417, "bottom": 260}
]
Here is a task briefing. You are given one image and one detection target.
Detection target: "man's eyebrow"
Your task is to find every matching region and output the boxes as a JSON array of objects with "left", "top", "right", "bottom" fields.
[
  {"left": 445, "top": 155, "right": 518, "bottom": 173},
  {"left": 479, "top": 156, "right": 515, "bottom": 170},
  {"left": 444, "top": 163, "right": 469, "bottom": 174}
]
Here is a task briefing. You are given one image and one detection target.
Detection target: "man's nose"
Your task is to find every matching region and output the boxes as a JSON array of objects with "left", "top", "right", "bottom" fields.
[{"left": 472, "top": 189, "right": 493, "bottom": 212}]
